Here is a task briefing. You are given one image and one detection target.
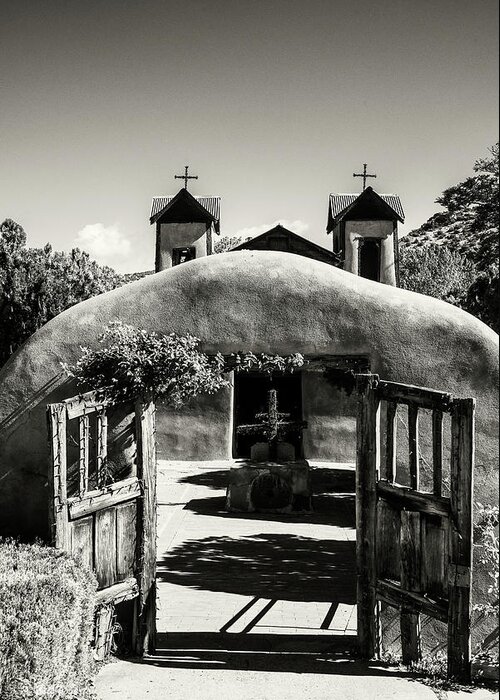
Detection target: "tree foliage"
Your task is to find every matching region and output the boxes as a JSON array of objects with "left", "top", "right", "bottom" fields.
[
  {"left": 400, "top": 143, "right": 499, "bottom": 333},
  {"left": 63, "top": 322, "right": 228, "bottom": 406},
  {"left": 0, "top": 219, "right": 124, "bottom": 366},
  {"left": 399, "top": 244, "right": 475, "bottom": 306},
  {"left": 213, "top": 234, "right": 250, "bottom": 253}
]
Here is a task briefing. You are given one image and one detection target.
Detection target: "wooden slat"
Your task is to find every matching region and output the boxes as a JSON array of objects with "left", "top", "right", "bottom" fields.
[
  {"left": 376, "top": 380, "right": 452, "bottom": 410},
  {"left": 385, "top": 401, "right": 397, "bottom": 482},
  {"left": 116, "top": 502, "right": 137, "bottom": 580},
  {"left": 95, "top": 577, "right": 139, "bottom": 606},
  {"left": 376, "top": 579, "right": 448, "bottom": 622},
  {"left": 355, "top": 374, "right": 381, "bottom": 659},
  {"left": 95, "top": 508, "right": 118, "bottom": 588},
  {"left": 134, "top": 400, "right": 157, "bottom": 655},
  {"left": 47, "top": 403, "right": 70, "bottom": 550},
  {"left": 71, "top": 516, "right": 93, "bottom": 571},
  {"left": 400, "top": 511, "right": 422, "bottom": 664},
  {"left": 408, "top": 405, "right": 419, "bottom": 490},
  {"left": 68, "top": 476, "right": 140, "bottom": 519},
  {"left": 421, "top": 514, "right": 446, "bottom": 597},
  {"left": 94, "top": 604, "right": 114, "bottom": 662},
  {"left": 377, "top": 481, "right": 450, "bottom": 517},
  {"left": 376, "top": 500, "right": 401, "bottom": 581},
  {"left": 447, "top": 398, "right": 474, "bottom": 682},
  {"left": 79, "top": 414, "right": 90, "bottom": 496},
  {"left": 96, "top": 409, "right": 108, "bottom": 489},
  {"left": 64, "top": 389, "right": 112, "bottom": 420},
  {"left": 432, "top": 410, "right": 443, "bottom": 496}
]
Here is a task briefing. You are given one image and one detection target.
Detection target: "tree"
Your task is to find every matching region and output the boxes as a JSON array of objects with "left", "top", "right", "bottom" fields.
[
  {"left": 213, "top": 234, "right": 250, "bottom": 253},
  {"left": 0, "top": 219, "right": 124, "bottom": 366},
  {"left": 399, "top": 244, "right": 475, "bottom": 306},
  {"left": 401, "top": 143, "right": 499, "bottom": 332}
]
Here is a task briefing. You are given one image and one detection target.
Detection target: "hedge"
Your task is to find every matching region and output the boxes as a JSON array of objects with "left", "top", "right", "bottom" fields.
[{"left": 0, "top": 540, "right": 98, "bottom": 700}]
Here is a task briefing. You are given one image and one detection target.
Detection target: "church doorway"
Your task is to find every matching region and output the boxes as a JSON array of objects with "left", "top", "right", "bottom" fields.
[
  {"left": 233, "top": 371, "right": 303, "bottom": 459},
  {"left": 358, "top": 238, "right": 381, "bottom": 282}
]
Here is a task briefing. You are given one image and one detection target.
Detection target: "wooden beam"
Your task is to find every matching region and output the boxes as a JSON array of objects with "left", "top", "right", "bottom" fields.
[
  {"left": 78, "top": 414, "right": 90, "bottom": 496},
  {"left": 408, "top": 405, "right": 419, "bottom": 490},
  {"left": 96, "top": 577, "right": 139, "bottom": 606},
  {"left": 355, "top": 374, "right": 381, "bottom": 659},
  {"left": 68, "top": 477, "right": 140, "bottom": 519},
  {"left": 376, "top": 380, "right": 452, "bottom": 411},
  {"left": 134, "top": 400, "right": 157, "bottom": 656},
  {"left": 377, "top": 481, "right": 450, "bottom": 518},
  {"left": 432, "top": 410, "right": 443, "bottom": 497},
  {"left": 447, "top": 398, "right": 474, "bottom": 682},
  {"left": 65, "top": 392, "right": 111, "bottom": 420},
  {"left": 96, "top": 409, "right": 108, "bottom": 489},
  {"left": 376, "top": 579, "right": 448, "bottom": 622},
  {"left": 385, "top": 401, "right": 397, "bottom": 482},
  {"left": 47, "top": 403, "right": 70, "bottom": 551},
  {"left": 400, "top": 511, "right": 422, "bottom": 664}
]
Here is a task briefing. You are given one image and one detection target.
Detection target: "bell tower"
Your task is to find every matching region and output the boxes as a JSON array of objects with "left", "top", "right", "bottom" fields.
[
  {"left": 149, "top": 169, "right": 220, "bottom": 272},
  {"left": 327, "top": 182, "right": 405, "bottom": 286}
]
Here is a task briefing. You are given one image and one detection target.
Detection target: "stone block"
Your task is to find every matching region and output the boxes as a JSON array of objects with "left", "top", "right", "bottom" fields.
[{"left": 226, "top": 461, "right": 312, "bottom": 514}]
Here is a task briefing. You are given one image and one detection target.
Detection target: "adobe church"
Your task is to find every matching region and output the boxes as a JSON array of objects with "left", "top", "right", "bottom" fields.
[{"left": 0, "top": 167, "right": 497, "bottom": 540}]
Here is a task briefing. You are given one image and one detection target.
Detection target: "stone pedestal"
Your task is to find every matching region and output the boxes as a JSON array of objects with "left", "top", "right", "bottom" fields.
[{"left": 226, "top": 460, "right": 312, "bottom": 514}]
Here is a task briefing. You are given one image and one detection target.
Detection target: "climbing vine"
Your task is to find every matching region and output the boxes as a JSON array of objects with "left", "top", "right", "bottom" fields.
[{"left": 62, "top": 323, "right": 307, "bottom": 406}]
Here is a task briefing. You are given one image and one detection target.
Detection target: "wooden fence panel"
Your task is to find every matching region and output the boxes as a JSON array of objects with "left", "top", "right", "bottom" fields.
[
  {"left": 48, "top": 390, "right": 157, "bottom": 659},
  {"left": 356, "top": 376, "right": 474, "bottom": 683}
]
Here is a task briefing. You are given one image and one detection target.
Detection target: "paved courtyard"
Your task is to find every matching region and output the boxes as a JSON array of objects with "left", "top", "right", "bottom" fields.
[
  {"left": 96, "top": 460, "right": 498, "bottom": 700},
  {"left": 156, "top": 460, "right": 357, "bottom": 643}
]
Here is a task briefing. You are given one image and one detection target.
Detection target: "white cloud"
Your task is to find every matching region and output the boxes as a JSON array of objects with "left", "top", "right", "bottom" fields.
[
  {"left": 234, "top": 219, "right": 309, "bottom": 241},
  {"left": 74, "top": 223, "right": 131, "bottom": 265}
]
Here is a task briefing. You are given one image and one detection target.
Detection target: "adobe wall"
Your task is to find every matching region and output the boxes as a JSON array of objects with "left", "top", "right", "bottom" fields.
[
  {"left": 344, "top": 220, "right": 397, "bottom": 285},
  {"left": 0, "top": 251, "right": 497, "bottom": 542},
  {"left": 157, "top": 221, "right": 208, "bottom": 270}
]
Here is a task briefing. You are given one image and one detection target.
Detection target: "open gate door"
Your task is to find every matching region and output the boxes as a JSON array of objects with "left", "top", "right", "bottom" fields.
[
  {"left": 47, "top": 390, "right": 157, "bottom": 656},
  {"left": 355, "top": 374, "right": 474, "bottom": 682}
]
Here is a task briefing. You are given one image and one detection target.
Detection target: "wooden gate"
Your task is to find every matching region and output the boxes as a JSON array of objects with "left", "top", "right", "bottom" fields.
[
  {"left": 355, "top": 374, "right": 474, "bottom": 682},
  {"left": 47, "top": 390, "right": 157, "bottom": 655}
]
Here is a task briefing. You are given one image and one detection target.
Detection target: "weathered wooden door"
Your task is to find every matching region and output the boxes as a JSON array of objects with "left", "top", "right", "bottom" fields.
[
  {"left": 47, "top": 390, "right": 157, "bottom": 655},
  {"left": 355, "top": 374, "right": 474, "bottom": 682}
]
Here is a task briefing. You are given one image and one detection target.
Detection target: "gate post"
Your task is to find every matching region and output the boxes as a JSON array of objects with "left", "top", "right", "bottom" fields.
[
  {"left": 448, "top": 398, "right": 475, "bottom": 682},
  {"left": 135, "top": 400, "right": 158, "bottom": 656},
  {"left": 356, "top": 373, "right": 381, "bottom": 658}
]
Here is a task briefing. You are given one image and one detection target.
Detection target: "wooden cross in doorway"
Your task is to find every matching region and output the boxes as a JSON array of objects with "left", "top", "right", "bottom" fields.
[
  {"left": 353, "top": 163, "right": 377, "bottom": 190},
  {"left": 237, "top": 388, "right": 308, "bottom": 460},
  {"left": 174, "top": 165, "right": 198, "bottom": 190}
]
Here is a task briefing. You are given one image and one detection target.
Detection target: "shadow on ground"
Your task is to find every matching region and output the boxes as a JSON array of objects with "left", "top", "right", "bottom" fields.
[
  {"left": 177, "top": 466, "right": 355, "bottom": 494},
  {"left": 184, "top": 494, "right": 355, "bottom": 527},
  {"left": 157, "top": 533, "right": 356, "bottom": 603},
  {"left": 139, "top": 637, "right": 413, "bottom": 677}
]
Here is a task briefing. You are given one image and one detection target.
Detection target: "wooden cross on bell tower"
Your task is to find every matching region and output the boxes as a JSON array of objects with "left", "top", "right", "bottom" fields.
[
  {"left": 174, "top": 165, "right": 198, "bottom": 190},
  {"left": 353, "top": 163, "right": 377, "bottom": 190}
]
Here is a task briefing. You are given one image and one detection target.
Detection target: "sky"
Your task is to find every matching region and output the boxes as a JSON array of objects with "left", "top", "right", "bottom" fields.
[{"left": 1, "top": 0, "right": 498, "bottom": 273}]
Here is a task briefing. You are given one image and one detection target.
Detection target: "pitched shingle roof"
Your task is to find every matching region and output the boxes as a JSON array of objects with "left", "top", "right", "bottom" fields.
[
  {"left": 328, "top": 188, "right": 405, "bottom": 232},
  {"left": 150, "top": 194, "right": 220, "bottom": 231}
]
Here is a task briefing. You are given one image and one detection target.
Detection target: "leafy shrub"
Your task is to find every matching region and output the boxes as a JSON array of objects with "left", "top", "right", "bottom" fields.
[
  {"left": 63, "top": 322, "right": 228, "bottom": 406},
  {"left": 473, "top": 504, "right": 499, "bottom": 619},
  {"left": 0, "top": 540, "right": 97, "bottom": 700}
]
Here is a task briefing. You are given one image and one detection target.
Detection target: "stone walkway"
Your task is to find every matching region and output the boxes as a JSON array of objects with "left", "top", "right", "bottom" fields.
[
  {"left": 155, "top": 460, "right": 357, "bottom": 642},
  {"left": 95, "top": 460, "right": 499, "bottom": 700}
]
